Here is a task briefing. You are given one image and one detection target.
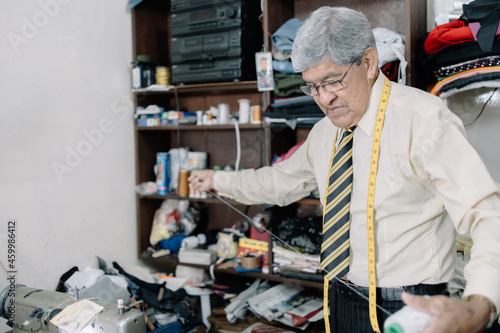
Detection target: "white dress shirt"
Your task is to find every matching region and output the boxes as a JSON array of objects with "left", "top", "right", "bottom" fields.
[{"left": 213, "top": 72, "right": 500, "bottom": 310}]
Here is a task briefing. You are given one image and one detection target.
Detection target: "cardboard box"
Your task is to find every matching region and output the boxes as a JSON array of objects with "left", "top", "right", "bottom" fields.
[{"left": 178, "top": 248, "right": 217, "bottom": 265}]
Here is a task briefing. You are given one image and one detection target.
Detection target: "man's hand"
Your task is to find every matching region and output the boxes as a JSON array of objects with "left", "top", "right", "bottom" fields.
[
  {"left": 188, "top": 169, "right": 215, "bottom": 192},
  {"left": 401, "top": 292, "right": 491, "bottom": 333}
]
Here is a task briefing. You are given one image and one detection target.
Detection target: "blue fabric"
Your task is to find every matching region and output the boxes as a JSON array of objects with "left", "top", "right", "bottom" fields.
[
  {"left": 235, "top": 265, "right": 261, "bottom": 273},
  {"left": 159, "top": 234, "right": 187, "bottom": 254},
  {"left": 272, "top": 60, "right": 298, "bottom": 74},
  {"left": 128, "top": 0, "right": 144, "bottom": 9},
  {"left": 271, "top": 18, "right": 304, "bottom": 54},
  {"left": 151, "top": 321, "right": 183, "bottom": 333}
]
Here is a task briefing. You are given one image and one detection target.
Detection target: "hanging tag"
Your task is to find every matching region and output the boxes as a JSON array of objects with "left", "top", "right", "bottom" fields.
[{"left": 255, "top": 52, "right": 274, "bottom": 91}]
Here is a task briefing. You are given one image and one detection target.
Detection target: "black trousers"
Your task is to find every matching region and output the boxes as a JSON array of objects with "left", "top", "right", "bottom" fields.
[{"left": 328, "top": 280, "right": 447, "bottom": 333}]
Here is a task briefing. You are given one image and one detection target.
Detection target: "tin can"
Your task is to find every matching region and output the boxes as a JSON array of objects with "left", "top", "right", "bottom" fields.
[{"left": 155, "top": 152, "right": 171, "bottom": 195}]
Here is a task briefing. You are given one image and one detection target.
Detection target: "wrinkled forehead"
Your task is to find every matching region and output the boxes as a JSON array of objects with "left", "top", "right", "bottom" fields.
[{"left": 301, "top": 58, "right": 346, "bottom": 83}]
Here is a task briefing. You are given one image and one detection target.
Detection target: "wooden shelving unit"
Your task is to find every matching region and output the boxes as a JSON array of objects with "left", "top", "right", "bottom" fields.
[{"left": 131, "top": 0, "right": 426, "bottom": 288}]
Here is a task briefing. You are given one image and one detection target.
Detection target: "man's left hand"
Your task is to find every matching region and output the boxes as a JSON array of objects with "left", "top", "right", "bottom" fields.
[{"left": 401, "top": 292, "right": 491, "bottom": 333}]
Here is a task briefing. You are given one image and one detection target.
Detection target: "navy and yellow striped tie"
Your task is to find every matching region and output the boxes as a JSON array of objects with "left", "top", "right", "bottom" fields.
[{"left": 321, "top": 126, "right": 356, "bottom": 281}]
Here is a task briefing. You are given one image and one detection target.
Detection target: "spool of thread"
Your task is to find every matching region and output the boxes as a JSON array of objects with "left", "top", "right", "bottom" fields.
[
  {"left": 238, "top": 99, "right": 251, "bottom": 124},
  {"left": 383, "top": 305, "right": 431, "bottom": 333},
  {"left": 241, "top": 254, "right": 261, "bottom": 269},
  {"left": 155, "top": 66, "right": 171, "bottom": 86},
  {"left": 251, "top": 105, "right": 262, "bottom": 124},
  {"left": 218, "top": 103, "right": 230, "bottom": 124},
  {"left": 178, "top": 169, "right": 189, "bottom": 197}
]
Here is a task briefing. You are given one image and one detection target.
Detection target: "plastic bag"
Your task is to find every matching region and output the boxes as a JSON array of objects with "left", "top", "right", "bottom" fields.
[{"left": 150, "top": 199, "right": 187, "bottom": 245}]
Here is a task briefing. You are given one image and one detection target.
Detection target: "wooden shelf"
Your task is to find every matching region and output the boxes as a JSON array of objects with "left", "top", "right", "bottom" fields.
[
  {"left": 136, "top": 123, "right": 266, "bottom": 131},
  {"left": 138, "top": 193, "right": 255, "bottom": 206},
  {"left": 141, "top": 254, "right": 324, "bottom": 289},
  {"left": 297, "top": 198, "right": 321, "bottom": 205},
  {"left": 134, "top": 81, "right": 259, "bottom": 96},
  {"left": 215, "top": 268, "right": 323, "bottom": 289},
  {"left": 140, "top": 192, "right": 321, "bottom": 206}
]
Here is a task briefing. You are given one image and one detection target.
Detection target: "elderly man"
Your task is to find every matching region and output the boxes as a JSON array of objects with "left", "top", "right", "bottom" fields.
[{"left": 189, "top": 6, "right": 500, "bottom": 333}]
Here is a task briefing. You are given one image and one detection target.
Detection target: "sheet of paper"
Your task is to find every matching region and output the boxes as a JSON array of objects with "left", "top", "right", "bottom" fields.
[
  {"left": 157, "top": 277, "right": 187, "bottom": 292},
  {"left": 50, "top": 299, "right": 104, "bottom": 333},
  {"left": 286, "top": 298, "right": 322, "bottom": 318},
  {"left": 247, "top": 284, "right": 303, "bottom": 321}
]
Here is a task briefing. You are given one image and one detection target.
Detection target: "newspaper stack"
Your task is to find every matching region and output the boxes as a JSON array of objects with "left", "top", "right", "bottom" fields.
[{"left": 272, "top": 244, "right": 321, "bottom": 274}]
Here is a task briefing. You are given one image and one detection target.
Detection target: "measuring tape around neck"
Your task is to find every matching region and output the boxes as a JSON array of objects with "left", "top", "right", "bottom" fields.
[
  {"left": 367, "top": 77, "right": 391, "bottom": 332},
  {"left": 323, "top": 77, "right": 391, "bottom": 333}
]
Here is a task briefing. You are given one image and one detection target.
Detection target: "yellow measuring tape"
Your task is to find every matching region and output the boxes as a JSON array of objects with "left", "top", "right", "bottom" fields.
[
  {"left": 323, "top": 77, "right": 391, "bottom": 333},
  {"left": 367, "top": 78, "right": 391, "bottom": 332}
]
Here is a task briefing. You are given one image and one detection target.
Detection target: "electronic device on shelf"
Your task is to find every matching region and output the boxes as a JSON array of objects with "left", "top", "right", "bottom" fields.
[
  {"left": 171, "top": 28, "right": 245, "bottom": 63},
  {"left": 171, "top": 1, "right": 247, "bottom": 36},
  {"left": 170, "top": 0, "right": 262, "bottom": 85},
  {"left": 171, "top": 56, "right": 257, "bottom": 84}
]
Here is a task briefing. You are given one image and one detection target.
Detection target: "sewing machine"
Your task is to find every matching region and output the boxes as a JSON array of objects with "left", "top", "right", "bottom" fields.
[{"left": 0, "top": 285, "right": 146, "bottom": 333}]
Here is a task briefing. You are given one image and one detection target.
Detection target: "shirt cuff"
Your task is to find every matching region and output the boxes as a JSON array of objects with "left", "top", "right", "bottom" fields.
[{"left": 463, "top": 294, "right": 498, "bottom": 329}]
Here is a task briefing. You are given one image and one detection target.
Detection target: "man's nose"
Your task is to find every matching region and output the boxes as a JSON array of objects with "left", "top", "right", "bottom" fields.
[{"left": 317, "top": 88, "right": 337, "bottom": 105}]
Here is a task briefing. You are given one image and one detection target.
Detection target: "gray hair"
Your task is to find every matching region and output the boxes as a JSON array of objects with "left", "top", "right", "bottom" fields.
[{"left": 292, "top": 6, "right": 376, "bottom": 72}]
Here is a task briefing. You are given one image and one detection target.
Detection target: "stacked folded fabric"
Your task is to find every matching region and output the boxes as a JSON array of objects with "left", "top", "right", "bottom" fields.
[{"left": 421, "top": 0, "right": 500, "bottom": 99}]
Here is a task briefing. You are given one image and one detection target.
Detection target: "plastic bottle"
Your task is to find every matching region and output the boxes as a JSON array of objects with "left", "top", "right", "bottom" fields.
[
  {"left": 137, "top": 55, "right": 155, "bottom": 87},
  {"left": 131, "top": 60, "right": 142, "bottom": 89},
  {"left": 131, "top": 55, "right": 155, "bottom": 88},
  {"left": 383, "top": 306, "right": 431, "bottom": 333}
]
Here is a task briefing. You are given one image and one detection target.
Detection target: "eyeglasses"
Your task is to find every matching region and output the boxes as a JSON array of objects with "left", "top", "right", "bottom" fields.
[{"left": 300, "top": 63, "right": 355, "bottom": 96}]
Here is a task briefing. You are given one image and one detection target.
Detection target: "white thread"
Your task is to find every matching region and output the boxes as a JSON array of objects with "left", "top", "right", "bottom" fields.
[
  {"left": 208, "top": 191, "right": 393, "bottom": 317},
  {"left": 234, "top": 122, "right": 241, "bottom": 171}
]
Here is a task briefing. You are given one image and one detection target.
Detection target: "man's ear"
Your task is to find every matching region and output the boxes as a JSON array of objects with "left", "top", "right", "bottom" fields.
[{"left": 363, "top": 47, "right": 379, "bottom": 80}]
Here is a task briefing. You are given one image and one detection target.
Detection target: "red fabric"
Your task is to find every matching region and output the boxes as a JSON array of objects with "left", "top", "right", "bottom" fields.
[
  {"left": 425, "top": 20, "right": 475, "bottom": 55},
  {"left": 272, "top": 141, "right": 305, "bottom": 165},
  {"left": 250, "top": 226, "right": 268, "bottom": 242},
  {"left": 380, "top": 61, "right": 399, "bottom": 82}
]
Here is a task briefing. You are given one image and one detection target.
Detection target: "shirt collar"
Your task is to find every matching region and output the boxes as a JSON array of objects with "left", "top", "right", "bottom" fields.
[{"left": 357, "top": 70, "right": 387, "bottom": 138}]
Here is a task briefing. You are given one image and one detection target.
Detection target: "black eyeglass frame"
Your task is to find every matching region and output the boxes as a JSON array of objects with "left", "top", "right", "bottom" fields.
[{"left": 300, "top": 62, "right": 355, "bottom": 96}]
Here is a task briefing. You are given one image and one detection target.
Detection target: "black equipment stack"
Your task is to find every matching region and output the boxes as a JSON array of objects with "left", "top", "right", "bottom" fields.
[{"left": 170, "top": 0, "right": 263, "bottom": 85}]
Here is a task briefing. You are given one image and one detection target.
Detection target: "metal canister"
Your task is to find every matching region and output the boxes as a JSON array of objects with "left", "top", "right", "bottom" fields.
[{"left": 155, "top": 152, "right": 171, "bottom": 195}]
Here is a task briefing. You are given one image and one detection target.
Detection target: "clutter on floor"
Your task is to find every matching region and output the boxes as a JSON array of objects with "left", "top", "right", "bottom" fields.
[{"left": 22, "top": 255, "right": 326, "bottom": 333}]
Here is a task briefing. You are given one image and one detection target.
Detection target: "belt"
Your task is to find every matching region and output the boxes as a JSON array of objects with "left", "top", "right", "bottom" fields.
[
  {"left": 336, "top": 280, "right": 448, "bottom": 301},
  {"left": 329, "top": 280, "right": 447, "bottom": 333}
]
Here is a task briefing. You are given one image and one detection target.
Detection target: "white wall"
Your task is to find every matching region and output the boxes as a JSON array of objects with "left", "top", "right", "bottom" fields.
[
  {"left": 444, "top": 88, "right": 500, "bottom": 182},
  {"left": 0, "top": 0, "right": 141, "bottom": 290}
]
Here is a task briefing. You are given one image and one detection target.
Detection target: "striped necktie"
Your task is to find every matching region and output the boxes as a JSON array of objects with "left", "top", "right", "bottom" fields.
[{"left": 321, "top": 126, "right": 356, "bottom": 281}]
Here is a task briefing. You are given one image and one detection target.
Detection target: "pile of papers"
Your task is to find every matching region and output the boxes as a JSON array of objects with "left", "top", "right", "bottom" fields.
[
  {"left": 272, "top": 244, "right": 320, "bottom": 274},
  {"left": 247, "top": 284, "right": 303, "bottom": 322},
  {"left": 225, "top": 280, "right": 323, "bottom": 330}
]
